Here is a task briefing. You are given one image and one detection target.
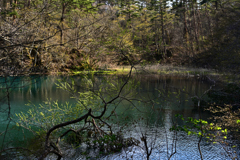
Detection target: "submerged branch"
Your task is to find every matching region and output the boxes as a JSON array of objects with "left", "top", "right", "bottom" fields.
[
  {"left": 38, "top": 64, "right": 135, "bottom": 159},
  {"left": 39, "top": 109, "right": 92, "bottom": 160},
  {"left": 92, "top": 118, "right": 103, "bottom": 137},
  {"left": 198, "top": 135, "right": 203, "bottom": 160}
]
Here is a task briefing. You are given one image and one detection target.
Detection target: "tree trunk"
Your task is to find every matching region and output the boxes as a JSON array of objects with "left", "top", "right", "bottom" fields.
[
  {"left": 60, "top": 3, "right": 66, "bottom": 45},
  {"left": 192, "top": 2, "right": 199, "bottom": 52},
  {"left": 183, "top": 0, "right": 188, "bottom": 43},
  {"left": 160, "top": 4, "right": 166, "bottom": 57}
]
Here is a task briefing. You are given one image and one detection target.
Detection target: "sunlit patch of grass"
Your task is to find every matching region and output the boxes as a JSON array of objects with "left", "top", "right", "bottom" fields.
[
  {"left": 69, "top": 70, "right": 118, "bottom": 75},
  {"left": 55, "top": 64, "right": 239, "bottom": 84},
  {"left": 107, "top": 64, "right": 220, "bottom": 76},
  {"left": 110, "top": 66, "right": 132, "bottom": 74}
]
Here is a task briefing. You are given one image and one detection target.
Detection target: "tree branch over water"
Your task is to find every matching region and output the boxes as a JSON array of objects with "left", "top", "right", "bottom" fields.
[{"left": 39, "top": 66, "right": 134, "bottom": 159}]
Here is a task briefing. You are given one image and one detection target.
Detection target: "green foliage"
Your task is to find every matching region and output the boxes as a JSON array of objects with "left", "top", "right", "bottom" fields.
[
  {"left": 95, "top": 133, "right": 124, "bottom": 153},
  {"left": 236, "top": 120, "right": 240, "bottom": 124},
  {"left": 73, "top": 55, "right": 99, "bottom": 71},
  {"left": 15, "top": 76, "right": 102, "bottom": 134},
  {"left": 9, "top": 10, "right": 19, "bottom": 16},
  {"left": 15, "top": 74, "right": 139, "bottom": 136},
  {"left": 1, "top": 10, "right": 19, "bottom": 16},
  {"left": 170, "top": 114, "right": 228, "bottom": 143},
  {"left": 16, "top": 100, "right": 85, "bottom": 134},
  {"left": 55, "top": 76, "right": 104, "bottom": 111},
  {"left": 206, "top": 104, "right": 240, "bottom": 140}
]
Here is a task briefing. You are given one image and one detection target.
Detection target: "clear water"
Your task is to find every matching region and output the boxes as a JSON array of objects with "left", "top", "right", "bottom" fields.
[{"left": 0, "top": 74, "right": 238, "bottom": 159}]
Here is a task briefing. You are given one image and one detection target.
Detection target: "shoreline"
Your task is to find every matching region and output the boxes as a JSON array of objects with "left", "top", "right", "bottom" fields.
[{"left": 1, "top": 64, "right": 239, "bottom": 84}]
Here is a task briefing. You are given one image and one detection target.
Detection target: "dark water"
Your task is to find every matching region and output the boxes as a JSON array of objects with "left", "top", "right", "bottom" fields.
[{"left": 0, "top": 74, "right": 238, "bottom": 159}]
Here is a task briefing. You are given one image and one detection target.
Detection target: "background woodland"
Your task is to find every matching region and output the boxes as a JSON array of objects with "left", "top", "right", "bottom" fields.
[{"left": 0, "top": 0, "right": 239, "bottom": 74}]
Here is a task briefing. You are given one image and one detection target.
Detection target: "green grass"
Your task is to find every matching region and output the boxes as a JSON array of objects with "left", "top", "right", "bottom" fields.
[
  {"left": 55, "top": 64, "right": 239, "bottom": 84},
  {"left": 108, "top": 64, "right": 220, "bottom": 76},
  {"left": 69, "top": 70, "right": 117, "bottom": 75},
  {"left": 58, "top": 64, "right": 218, "bottom": 76}
]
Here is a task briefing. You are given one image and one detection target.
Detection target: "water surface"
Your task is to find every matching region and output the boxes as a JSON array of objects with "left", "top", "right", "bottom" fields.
[{"left": 0, "top": 74, "right": 237, "bottom": 159}]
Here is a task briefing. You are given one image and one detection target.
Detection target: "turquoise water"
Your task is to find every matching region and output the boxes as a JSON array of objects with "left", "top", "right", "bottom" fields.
[{"left": 0, "top": 74, "right": 238, "bottom": 159}]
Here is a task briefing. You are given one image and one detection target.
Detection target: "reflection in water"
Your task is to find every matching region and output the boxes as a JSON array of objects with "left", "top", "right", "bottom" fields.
[
  {"left": 0, "top": 75, "right": 237, "bottom": 159},
  {"left": 0, "top": 75, "right": 71, "bottom": 111}
]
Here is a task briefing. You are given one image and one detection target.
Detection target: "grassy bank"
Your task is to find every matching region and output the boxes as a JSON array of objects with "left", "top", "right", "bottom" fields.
[{"left": 53, "top": 63, "right": 240, "bottom": 84}]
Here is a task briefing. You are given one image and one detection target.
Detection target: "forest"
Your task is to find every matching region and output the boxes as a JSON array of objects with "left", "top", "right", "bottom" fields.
[
  {"left": 0, "top": 0, "right": 240, "bottom": 159},
  {"left": 0, "top": 0, "right": 239, "bottom": 74}
]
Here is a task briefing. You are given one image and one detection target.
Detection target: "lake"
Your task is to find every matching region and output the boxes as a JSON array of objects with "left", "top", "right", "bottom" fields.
[{"left": 0, "top": 74, "right": 238, "bottom": 159}]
